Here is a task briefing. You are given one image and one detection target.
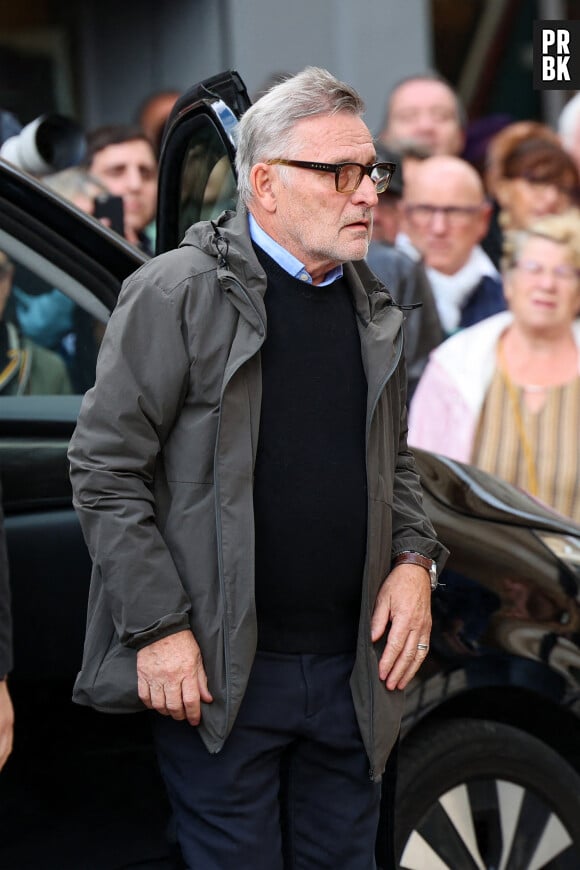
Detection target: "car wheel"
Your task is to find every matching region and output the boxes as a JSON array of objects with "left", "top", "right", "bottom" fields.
[{"left": 396, "top": 718, "right": 580, "bottom": 870}]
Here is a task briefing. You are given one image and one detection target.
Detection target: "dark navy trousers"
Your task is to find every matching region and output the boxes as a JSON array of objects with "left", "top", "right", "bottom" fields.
[{"left": 151, "top": 651, "right": 382, "bottom": 869}]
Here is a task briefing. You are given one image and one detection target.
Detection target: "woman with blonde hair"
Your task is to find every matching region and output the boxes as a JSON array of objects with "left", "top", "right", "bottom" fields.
[{"left": 409, "top": 209, "right": 580, "bottom": 522}]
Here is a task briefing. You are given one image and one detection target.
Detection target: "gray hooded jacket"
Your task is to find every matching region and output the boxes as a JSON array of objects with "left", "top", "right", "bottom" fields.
[{"left": 69, "top": 206, "right": 447, "bottom": 780}]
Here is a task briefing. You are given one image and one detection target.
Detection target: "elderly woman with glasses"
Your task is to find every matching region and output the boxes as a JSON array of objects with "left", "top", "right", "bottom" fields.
[{"left": 409, "top": 209, "right": 580, "bottom": 522}]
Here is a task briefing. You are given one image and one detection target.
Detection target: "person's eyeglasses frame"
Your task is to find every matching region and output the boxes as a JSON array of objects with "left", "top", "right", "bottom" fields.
[
  {"left": 404, "top": 202, "right": 487, "bottom": 228},
  {"left": 266, "top": 158, "right": 396, "bottom": 194},
  {"left": 514, "top": 258, "right": 580, "bottom": 283}
]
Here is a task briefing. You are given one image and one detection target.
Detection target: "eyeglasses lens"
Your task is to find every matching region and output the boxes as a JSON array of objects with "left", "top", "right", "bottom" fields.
[
  {"left": 371, "top": 166, "right": 391, "bottom": 194},
  {"left": 336, "top": 163, "right": 392, "bottom": 194},
  {"left": 337, "top": 164, "right": 363, "bottom": 193}
]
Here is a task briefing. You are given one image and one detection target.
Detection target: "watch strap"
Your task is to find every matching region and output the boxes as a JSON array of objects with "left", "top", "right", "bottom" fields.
[{"left": 393, "top": 551, "right": 438, "bottom": 590}]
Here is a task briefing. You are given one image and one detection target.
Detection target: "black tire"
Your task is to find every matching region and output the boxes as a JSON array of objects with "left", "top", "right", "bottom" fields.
[{"left": 396, "top": 718, "right": 580, "bottom": 870}]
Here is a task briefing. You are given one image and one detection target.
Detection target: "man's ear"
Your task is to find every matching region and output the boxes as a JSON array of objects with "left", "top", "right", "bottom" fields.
[
  {"left": 250, "top": 163, "right": 278, "bottom": 213},
  {"left": 476, "top": 201, "right": 493, "bottom": 241}
]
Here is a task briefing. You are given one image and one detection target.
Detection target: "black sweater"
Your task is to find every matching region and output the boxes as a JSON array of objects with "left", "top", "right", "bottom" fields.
[{"left": 253, "top": 248, "right": 368, "bottom": 653}]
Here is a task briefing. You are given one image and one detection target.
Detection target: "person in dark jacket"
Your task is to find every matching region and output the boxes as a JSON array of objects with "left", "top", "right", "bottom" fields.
[
  {"left": 367, "top": 242, "right": 444, "bottom": 399},
  {"left": 367, "top": 144, "right": 443, "bottom": 399},
  {"left": 0, "top": 480, "right": 14, "bottom": 772},
  {"left": 69, "top": 66, "right": 447, "bottom": 870}
]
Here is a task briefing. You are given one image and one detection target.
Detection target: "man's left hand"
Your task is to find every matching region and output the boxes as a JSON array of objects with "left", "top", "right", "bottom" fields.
[{"left": 370, "top": 564, "right": 432, "bottom": 690}]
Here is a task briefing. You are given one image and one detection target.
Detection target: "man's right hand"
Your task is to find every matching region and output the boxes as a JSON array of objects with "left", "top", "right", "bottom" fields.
[{"left": 137, "top": 629, "right": 213, "bottom": 726}]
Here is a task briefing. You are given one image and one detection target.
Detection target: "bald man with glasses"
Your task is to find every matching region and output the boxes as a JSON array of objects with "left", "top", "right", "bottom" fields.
[{"left": 398, "top": 155, "right": 506, "bottom": 336}]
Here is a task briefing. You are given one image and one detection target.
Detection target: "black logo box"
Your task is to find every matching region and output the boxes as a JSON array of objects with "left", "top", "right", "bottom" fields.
[{"left": 533, "top": 20, "right": 580, "bottom": 89}]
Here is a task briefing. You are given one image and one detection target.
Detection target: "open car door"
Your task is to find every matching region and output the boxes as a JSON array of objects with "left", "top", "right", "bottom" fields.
[{"left": 155, "top": 70, "right": 251, "bottom": 255}]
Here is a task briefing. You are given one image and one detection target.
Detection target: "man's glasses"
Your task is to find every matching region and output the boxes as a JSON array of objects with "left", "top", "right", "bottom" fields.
[
  {"left": 266, "top": 159, "right": 396, "bottom": 194},
  {"left": 405, "top": 203, "right": 484, "bottom": 228},
  {"left": 515, "top": 258, "right": 580, "bottom": 283}
]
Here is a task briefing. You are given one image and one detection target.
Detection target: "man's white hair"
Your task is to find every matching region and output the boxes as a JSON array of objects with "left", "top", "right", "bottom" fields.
[{"left": 235, "top": 66, "right": 365, "bottom": 207}]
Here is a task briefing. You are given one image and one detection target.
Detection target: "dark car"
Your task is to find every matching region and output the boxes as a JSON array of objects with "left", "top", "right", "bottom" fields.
[{"left": 2, "top": 72, "right": 580, "bottom": 870}]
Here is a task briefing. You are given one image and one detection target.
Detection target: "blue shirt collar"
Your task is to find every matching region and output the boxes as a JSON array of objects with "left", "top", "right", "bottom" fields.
[{"left": 248, "top": 213, "right": 343, "bottom": 287}]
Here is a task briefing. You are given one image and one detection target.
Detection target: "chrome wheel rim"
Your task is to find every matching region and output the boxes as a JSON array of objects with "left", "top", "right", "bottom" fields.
[{"left": 400, "top": 778, "right": 579, "bottom": 870}]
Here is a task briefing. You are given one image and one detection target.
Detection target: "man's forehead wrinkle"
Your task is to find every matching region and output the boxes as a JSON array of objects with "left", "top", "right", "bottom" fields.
[{"left": 290, "top": 114, "right": 374, "bottom": 157}]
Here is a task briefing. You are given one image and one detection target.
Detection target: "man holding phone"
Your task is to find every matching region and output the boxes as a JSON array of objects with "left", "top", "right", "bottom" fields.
[
  {"left": 93, "top": 193, "right": 125, "bottom": 236},
  {"left": 84, "top": 124, "right": 158, "bottom": 255}
]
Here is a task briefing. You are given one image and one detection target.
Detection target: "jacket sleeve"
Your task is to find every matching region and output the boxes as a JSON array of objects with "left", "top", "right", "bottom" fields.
[
  {"left": 390, "top": 357, "right": 449, "bottom": 574},
  {"left": 68, "top": 271, "right": 194, "bottom": 650}
]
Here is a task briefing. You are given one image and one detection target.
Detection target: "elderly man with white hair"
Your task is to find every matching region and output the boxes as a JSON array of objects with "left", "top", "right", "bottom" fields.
[{"left": 68, "top": 66, "right": 447, "bottom": 869}]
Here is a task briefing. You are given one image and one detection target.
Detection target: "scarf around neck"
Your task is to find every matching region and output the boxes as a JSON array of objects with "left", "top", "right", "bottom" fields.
[{"left": 426, "top": 246, "right": 499, "bottom": 334}]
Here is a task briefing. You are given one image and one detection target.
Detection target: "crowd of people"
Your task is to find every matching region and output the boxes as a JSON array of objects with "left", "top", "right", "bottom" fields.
[
  {"left": 351, "top": 72, "right": 580, "bottom": 529},
  {"left": 2, "top": 76, "right": 578, "bottom": 529},
  {"left": 1, "top": 64, "right": 580, "bottom": 867},
  {"left": 0, "top": 91, "right": 176, "bottom": 407},
  {"left": 370, "top": 71, "right": 580, "bottom": 529}
]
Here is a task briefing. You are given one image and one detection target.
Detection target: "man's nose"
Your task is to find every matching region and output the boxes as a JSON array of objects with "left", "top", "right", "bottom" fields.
[
  {"left": 414, "top": 111, "right": 436, "bottom": 132},
  {"left": 430, "top": 208, "right": 448, "bottom": 233},
  {"left": 353, "top": 173, "right": 378, "bottom": 207},
  {"left": 125, "top": 167, "right": 143, "bottom": 189},
  {"left": 539, "top": 267, "right": 558, "bottom": 289}
]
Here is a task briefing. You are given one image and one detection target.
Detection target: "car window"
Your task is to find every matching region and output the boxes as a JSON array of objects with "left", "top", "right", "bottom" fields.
[
  {"left": 178, "top": 123, "right": 238, "bottom": 239},
  {"left": 0, "top": 227, "right": 109, "bottom": 396},
  {"left": 157, "top": 88, "right": 243, "bottom": 254}
]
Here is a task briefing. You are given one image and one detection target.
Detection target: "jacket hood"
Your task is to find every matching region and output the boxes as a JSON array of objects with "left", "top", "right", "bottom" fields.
[
  {"left": 179, "top": 206, "right": 268, "bottom": 334},
  {"left": 179, "top": 205, "right": 398, "bottom": 328}
]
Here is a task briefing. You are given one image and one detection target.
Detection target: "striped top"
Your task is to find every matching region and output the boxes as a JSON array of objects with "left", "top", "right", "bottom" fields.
[{"left": 472, "top": 369, "right": 580, "bottom": 523}]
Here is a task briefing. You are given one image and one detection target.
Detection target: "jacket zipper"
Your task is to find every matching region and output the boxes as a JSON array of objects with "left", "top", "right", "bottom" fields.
[
  {"left": 213, "top": 271, "right": 265, "bottom": 749},
  {"left": 365, "top": 322, "right": 404, "bottom": 780}
]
